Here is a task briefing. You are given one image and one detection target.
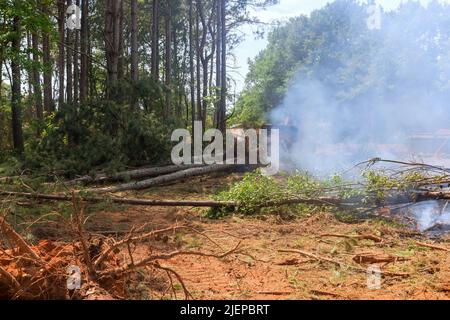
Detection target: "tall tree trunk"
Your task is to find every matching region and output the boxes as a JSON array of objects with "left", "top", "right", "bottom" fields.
[
  {"left": 117, "top": 0, "right": 124, "bottom": 82},
  {"left": 219, "top": 0, "right": 227, "bottom": 133},
  {"left": 73, "top": 28, "right": 79, "bottom": 102},
  {"left": 197, "top": 0, "right": 210, "bottom": 128},
  {"left": 58, "top": 0, "right": 66, "bottom": 107},
  {"left": 42, "top": 2, "right": 53, "bottom": 113},
  {"left": 72, "top": 0, "right": 80, "bottom": 102},
  {"left": 11, "top": 16, "right": 24, "bottom": 153},
  {"left": 32, "top": 32, "right": 43, "bottom": 121},
  {"left": 130, "top": 0, "right": 138, "bottom": 83},
  {"left": 80, "top": 0, "right": 88, "bottom": 102},
  {"left": 151, "top": 0, "right": 159, "bottom": 80},
  {"left": 188, "top": 0, "right": 195, "bottom": 131},
  {"left": 130, "top": 0, "right": 139, "bottom": 110},
  {"left": 208, "top": 14, "right": 216, "bottom": 109},
  {"left": 172, "top": 24, "right": 182, "bottom": 118},
  {"left": 66, "top": 0, "right": 73, "bottom": 104},
  {"left": 202, "top": 57, "right": 208, "bottom": 125},
  {"left": 26, "top": 32, "right": 34, "bottom": 120},
  {"left": 88, "top": 21, "right": 95, "bottom": 98},
  {"left": 164, "top": 1, "right": 172, "bottom": 116},
  {"left": 195, "top": 3, "right": 202, "bottom": 125},
  {"left": 214, "top": 0, "right": 221, "bottom": 129},
  {"left": 105, "top": 0, "right": 122, "bottom": 95},
  {"left": 0, "top": 47, "right": 3, "bottom": 106}
]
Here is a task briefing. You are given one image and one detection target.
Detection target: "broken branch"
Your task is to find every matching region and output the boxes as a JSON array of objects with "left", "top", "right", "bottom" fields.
[
  {"left": 415, "top": 241, "right": 449, "bottom": 252},
  {"left": 65, "top": 164, "right": 206, "bottom": 186},
  {"left": 279, "top": 249, "right": 409, "bottom": 278},
  {"left": 320, "top": 233, "right": 383, "bottom": 243},
  {"left": 0, "top": 217, "right": 43, "bottom": 263},
  {"left": 91, "top": 164, "right": 240, "bottom": 193},
  {"left": 103, "top": 241, "right": 241, "bottom": 277}
]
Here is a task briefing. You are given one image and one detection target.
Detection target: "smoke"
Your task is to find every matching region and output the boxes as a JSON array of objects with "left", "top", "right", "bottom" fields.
[
  {"left": 270, "top": 1, "right": 450, "bottom": 176},
  {"left": 408, "top": 200, "right": 450, "bottom": 233}
]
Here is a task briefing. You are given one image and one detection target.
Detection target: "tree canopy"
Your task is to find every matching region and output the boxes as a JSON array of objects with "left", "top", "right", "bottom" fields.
[
  {"left": 233, "top": 0, "right": 450, "bottom": 128},
  {"left": 0, "top": 0, "right": 276, "bottom": 176}
]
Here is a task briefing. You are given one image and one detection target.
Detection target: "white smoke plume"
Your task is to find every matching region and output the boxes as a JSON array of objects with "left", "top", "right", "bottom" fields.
[{"left": 270, "top": 1, "right": 450, "bottom": 176}]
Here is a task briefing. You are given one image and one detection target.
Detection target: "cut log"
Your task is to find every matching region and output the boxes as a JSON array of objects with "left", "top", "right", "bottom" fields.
[
  {"left": 1, "top": 188, "right": 449, "bottom": 210},
  {"left": 0, "top": 190, "right": 236, "bottom": 208},
  {"left": 0, "top": 190, "right": 344, "bottom": 209},
  {"left": 90, "top": 164, "right": 240, "bottom": 193},
  {"left": 65, "top": 164, "right": 205, "bottom": 186}
]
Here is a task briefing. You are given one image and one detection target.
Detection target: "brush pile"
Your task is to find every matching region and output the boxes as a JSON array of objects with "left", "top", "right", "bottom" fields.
[
  {"left": 0, "top": 215, "right": 124, "bottom": 300},
  {"left": 0, "top": 196, "right": 240, "bottom": 300}
]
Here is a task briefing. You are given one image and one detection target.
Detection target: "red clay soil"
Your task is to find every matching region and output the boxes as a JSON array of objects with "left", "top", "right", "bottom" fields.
[
  {"left": 0, "top": 240, "right": 81, "bottom": 299},
  {"left": 0, "top": 236, "right": 124, "bottom": 300},
  {"left": 109, "top": 211, "right": 450, "bottom": 300},
  {"left": 9, "top": 174, "right": 450, "bottom": 300},
  {"left": 79, "top": 175, "right": 450, "bottom": 300}
]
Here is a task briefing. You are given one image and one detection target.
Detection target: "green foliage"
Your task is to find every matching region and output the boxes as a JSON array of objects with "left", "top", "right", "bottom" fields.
[
  {"left": 230, "top": 91, "right": 267, "bottom": 127},
  {"left": 209, "top": 170, "right": 350, "bottom": 218},
  {"left": 361, "top": 170, "right": 430, "bottom": 204},
  {"left": 286, "top": 172, "right": 326, "bottom": 198},
  {"left": 209, "top": 168, "right": 440, "bottom": 218},
  {"left": 119, "top": 112, "right": 174, "bottom": 165},
  {"left": 23, "top": 100, "right": 173, "bottom": 177},
  {"left": 212, "top": 172, "right": 283, "bottom": 217}
]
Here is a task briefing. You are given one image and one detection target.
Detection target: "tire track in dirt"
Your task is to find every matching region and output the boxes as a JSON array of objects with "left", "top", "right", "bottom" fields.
[{"left": 166, "top": 254, "right": 294, "bottom": 299}]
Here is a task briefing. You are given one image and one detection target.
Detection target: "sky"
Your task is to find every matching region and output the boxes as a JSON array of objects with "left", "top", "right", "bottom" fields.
[{"left": 232, "top": 0, "right": 448, "bottom": 93}]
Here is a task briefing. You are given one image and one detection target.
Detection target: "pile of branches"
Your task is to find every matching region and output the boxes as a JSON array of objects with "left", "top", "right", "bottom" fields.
[
  {"left": 2, "top": 159, "right": 450, "bottom": 210},
  {"left": 0, "top": 195, "right": 241, "bottom": 300}
]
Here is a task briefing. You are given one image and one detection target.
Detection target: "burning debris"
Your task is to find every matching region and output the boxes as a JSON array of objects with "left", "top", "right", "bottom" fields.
[
  {"left": 392, "top": 200, "right": 450, "bottom": 238},
  {"left": 213, "top": 158, "right": 450, "bottom": 237}
]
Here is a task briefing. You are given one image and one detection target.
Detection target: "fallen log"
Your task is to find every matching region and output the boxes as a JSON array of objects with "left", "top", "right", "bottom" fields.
[
  {"left": 65, "top": 164, "right": 206, "bottom": 186},
  {"left": 90, "top": 164, "right": 241, "bottom": 193},
  {"left": 320, "top": 233, "right": 383, "bottom": 243},
  {"left": 0, "top": 190, "right": 236, "bottom": 208},
  {"left": 0, "top": 190, "right": 345, "bottom": 209},
  {"left": 2, "top": 189, "right": 450, "bottom": 210}
]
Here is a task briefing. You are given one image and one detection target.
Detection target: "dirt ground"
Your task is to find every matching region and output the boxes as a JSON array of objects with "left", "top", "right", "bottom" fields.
[{"left": 29, "top": 173, "right": 450, "bottom": 300}]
